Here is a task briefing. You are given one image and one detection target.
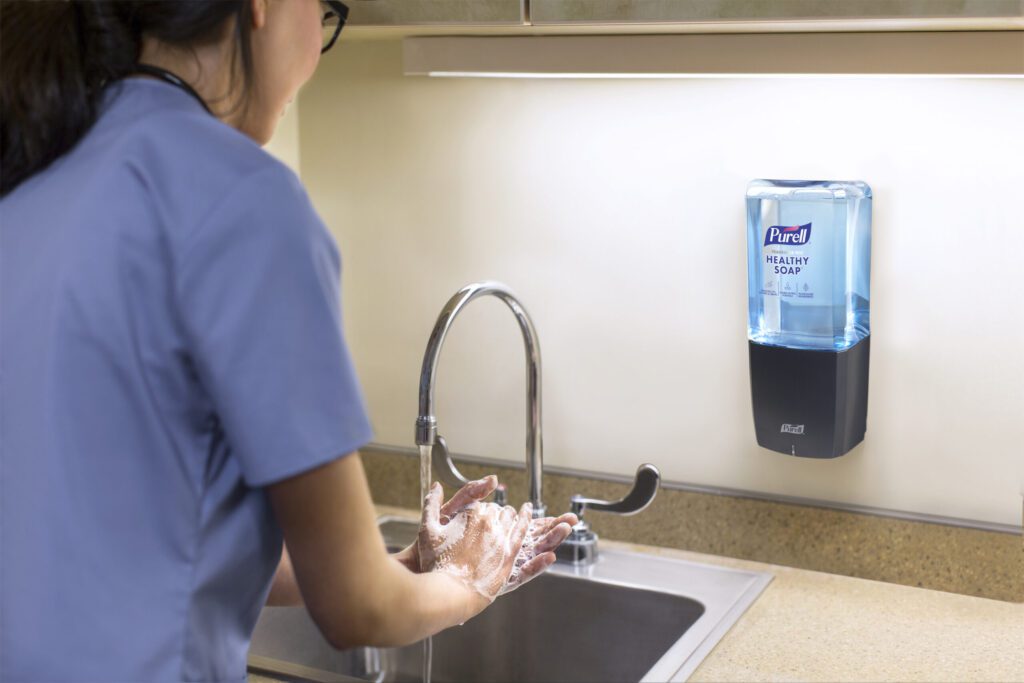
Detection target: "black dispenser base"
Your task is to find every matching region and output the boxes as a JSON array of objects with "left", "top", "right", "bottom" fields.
[{"left": 749, "top": 336, "right": 869, "bottom": 458}]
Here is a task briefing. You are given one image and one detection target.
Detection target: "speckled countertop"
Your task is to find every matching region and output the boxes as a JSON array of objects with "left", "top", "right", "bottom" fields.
[
  {"left": 627, "top": 541, "right": 1024, "bottom": 682},
  {"left": 251, "top": 505, "right": 1024, "bottom": 682}
]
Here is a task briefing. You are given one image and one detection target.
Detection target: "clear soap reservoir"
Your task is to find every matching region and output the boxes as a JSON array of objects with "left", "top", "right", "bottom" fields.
[{"left": 746, "top": 179, "right": 871, "bottom": 351}]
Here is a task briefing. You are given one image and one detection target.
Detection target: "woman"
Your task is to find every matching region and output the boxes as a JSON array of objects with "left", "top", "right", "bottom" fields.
[{"left": 0, "top": 2, "right": 576, "bottom": 681}]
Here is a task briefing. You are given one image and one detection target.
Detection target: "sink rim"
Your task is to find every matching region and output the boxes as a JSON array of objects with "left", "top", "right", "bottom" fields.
[{"left": 376, "top": 515, "right": 773, "bottom": 682}]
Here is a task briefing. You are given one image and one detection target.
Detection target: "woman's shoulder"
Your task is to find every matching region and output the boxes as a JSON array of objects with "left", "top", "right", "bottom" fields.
[
  {"left": 92, "top": 82, "right": 310, "bottom": 242},
  {"left": 118, "top": 100, "right": 294, "bottom": 197}
]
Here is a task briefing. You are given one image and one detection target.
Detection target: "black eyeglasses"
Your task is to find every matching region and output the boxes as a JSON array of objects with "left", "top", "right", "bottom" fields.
[{"left": 320, "top": 0, "right": 348, "bottom": 54}]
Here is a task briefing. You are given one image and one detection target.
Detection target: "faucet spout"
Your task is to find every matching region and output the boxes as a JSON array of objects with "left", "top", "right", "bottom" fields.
[{"left": 415, "top": 281, "right": 546, "bottom": 517}]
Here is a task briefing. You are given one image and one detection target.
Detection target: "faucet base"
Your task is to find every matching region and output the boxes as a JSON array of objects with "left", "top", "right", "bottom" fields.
[{"left": 555, "top": 524, "right": 598, "bottom": 566}]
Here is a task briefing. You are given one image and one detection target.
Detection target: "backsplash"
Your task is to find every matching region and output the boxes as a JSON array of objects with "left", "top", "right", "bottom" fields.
[
  {"left": 360, "top": 446, "right": 1023, "bottom": 602},
  {"left": 285, "top": 38, "right": 1024, "bottom": 527}
]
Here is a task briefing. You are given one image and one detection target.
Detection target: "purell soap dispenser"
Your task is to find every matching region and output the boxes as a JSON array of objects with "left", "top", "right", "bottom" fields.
[{"left": 746, "top": 180, "right": 871, "bottom": 458}]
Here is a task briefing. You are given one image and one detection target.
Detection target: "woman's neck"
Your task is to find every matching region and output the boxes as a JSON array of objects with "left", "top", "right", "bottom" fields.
[{"left": 135, "top": 37, "right": 243, "bottom": 129}]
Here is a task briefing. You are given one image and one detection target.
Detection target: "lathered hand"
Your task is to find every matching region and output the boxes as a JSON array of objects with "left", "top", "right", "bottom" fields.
[
  {"left": 417, "top": 482, "right": 530, "bottom": 601},
  {"left": 500, "top": 512, "right": 577, "bottom": 595},
  {"left": 414, "top": 477, "right": 578, "bottom": 600}
]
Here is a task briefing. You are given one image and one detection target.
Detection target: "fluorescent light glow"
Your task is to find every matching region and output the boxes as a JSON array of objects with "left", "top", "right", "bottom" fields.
[{"left": 428, "top": 71, "right": 1024, "bottom": 80}]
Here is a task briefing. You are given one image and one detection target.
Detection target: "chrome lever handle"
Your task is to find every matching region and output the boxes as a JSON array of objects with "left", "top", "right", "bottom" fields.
[{"left": 570, "top": 464, "right": 661, "bottom": 518}]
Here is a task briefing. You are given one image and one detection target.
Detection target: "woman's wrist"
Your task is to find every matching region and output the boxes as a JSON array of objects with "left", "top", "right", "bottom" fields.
[
  {"left": 429, "top": 570, "right": 490, "bottom": 626},
  {"left": 454, "top": 574, "right": 492, "bottom": 623}
]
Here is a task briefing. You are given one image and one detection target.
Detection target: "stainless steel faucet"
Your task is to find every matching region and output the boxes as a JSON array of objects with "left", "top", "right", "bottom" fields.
[
  {"left": 415, "top": 281, "right": 546, "bottom": 517},
  {"left": 415, "top": 281, "right": 662, "bottom": 560}
]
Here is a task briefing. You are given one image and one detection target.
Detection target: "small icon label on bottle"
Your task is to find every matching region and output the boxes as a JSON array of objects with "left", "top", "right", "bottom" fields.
[{"left": 780, "top": 424, "right": 805, "bottom": 435}]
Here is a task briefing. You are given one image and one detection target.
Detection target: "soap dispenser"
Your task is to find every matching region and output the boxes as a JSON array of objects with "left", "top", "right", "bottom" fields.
[{"left": 746, "top": 179, "right": 872, "bottom": 458}]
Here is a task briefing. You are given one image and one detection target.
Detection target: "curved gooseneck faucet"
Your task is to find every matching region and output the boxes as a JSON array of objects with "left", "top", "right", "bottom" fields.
[{"left": 414, "top": 281, "right": 546, "bottom": 518}]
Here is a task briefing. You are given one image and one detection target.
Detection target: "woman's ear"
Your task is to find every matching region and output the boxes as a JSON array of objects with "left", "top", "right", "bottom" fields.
[{"left": 250, "top": 0, "right": 268, "bottom": 29}]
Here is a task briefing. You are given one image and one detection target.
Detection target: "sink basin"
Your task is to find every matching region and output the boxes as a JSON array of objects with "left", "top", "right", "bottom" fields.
[{"left": 248, "top": 517, "right": 772, "bottom": 683}]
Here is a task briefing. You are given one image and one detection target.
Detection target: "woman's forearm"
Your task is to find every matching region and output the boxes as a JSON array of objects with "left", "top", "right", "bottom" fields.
[{"left": 361, "top": 557, "right": 486, "bottom": 647}]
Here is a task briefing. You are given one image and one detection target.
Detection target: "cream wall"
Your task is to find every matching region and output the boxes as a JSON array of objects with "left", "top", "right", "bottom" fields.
[{"left": 298, "top": 39, "right": 1024, "bottom": 527}]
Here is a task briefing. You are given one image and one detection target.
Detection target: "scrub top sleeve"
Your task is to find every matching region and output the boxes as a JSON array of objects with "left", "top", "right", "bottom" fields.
[{"left": 176, "top": 163, "right": 373, "bottom": 487}]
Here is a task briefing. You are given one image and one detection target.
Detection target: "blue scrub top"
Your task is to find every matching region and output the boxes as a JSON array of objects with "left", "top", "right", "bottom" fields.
[{"left": 0, "top": 78, "right": 374, "bottom": 681}]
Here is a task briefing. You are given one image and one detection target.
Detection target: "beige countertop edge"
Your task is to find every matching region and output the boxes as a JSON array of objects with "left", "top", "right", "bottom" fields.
[{"left": 376, "top": 505, "right": 1024, "bottom": 683}]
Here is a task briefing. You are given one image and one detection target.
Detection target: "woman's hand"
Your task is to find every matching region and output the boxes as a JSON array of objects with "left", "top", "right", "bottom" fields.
[
  {"left": 500, "top": 511, "right": 577, "bottom": 595},
  {"left": 417, "top": 481, "right": 531, "bottom": 601},
  {"left": 395, "top": 474, "right": 579, "bottom": 600},
  {"left": 392, "top": 475, "right": 501, "bottom": 572}
]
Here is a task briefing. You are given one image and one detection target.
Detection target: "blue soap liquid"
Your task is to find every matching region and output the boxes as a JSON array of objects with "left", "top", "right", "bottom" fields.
[{"left": 746, "top": 179, "right": 871, "bottom": 351}]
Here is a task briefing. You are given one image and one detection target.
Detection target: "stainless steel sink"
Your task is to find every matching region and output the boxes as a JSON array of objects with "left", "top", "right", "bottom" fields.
[{"left": 248, "top": 517, "right": 772, "bottom": 683}]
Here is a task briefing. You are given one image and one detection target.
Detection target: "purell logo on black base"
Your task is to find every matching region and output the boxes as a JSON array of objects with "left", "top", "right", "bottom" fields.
[
  {"left": 764, "top": 222, "right": 812, "bottom": 246},
  {"left": 780, "top": 424, "right": 805, "bottom": 435}
]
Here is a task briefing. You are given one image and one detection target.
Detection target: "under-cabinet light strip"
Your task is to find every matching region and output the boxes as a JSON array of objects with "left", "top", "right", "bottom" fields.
[
  {"left": 427, "top": 71, "right": 1024, "bottom": 79},
  {"left": 404, "top": 33, "right": 1024, "bottom": 78}
]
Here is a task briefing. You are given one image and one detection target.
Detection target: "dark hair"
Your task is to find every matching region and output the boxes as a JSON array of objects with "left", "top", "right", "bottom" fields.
[{"left": 0, "top": 0, "right": 254, "bottom": 198}]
